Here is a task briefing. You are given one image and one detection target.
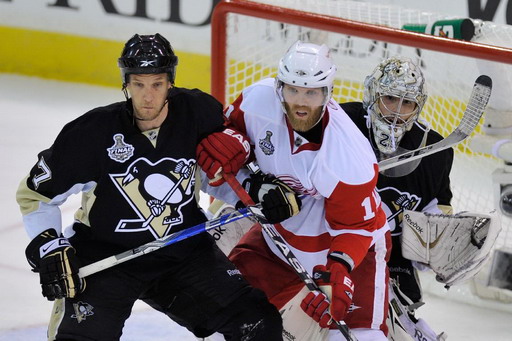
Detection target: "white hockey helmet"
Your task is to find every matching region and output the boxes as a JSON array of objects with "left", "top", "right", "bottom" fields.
[
  {"left": 275, "top": 40, "right": 337, "bottom": 114},
  {"left": 363, "top": 56, "right": 427, "bottom": 154}
]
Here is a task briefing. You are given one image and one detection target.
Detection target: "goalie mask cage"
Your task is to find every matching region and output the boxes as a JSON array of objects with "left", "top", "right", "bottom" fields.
[{"left": 211, "top": 0, "right": 512, "bottom": 311}]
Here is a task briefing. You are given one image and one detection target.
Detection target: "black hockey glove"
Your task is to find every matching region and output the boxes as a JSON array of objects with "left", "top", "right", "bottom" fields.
[
  {"left": 25, "top": 229, "right": 85, "bottom": 301},
  {"left": 240, "top": 173, "right": 302, "bottom": 223}
]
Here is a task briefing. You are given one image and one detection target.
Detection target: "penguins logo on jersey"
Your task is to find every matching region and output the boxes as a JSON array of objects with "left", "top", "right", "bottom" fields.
[
  {"left": 71, "top": 301, "right": 94, "bottom": 323},
  {"left": 107, "top": 133, "right": 134, "bottom": 163},
  {"left": 378, "top": 186, "right": 421, "bottom": 234},
  {"left": 110, "top": 157, "right": 195, "bottom": 239},
  {"left": 259, "top": 130, "right": 275, "bottom": 155}
]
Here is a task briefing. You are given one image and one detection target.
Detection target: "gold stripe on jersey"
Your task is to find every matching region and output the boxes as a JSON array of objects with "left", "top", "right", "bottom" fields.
[
  {"left": 438, "top": 204, "right": 454, "bottom": 215},
  {"left": 74, "top": 188, "right": 97, "bottom": 228},
  {"left": 16, "top": 175, "right": 52, "bottom": 215}
]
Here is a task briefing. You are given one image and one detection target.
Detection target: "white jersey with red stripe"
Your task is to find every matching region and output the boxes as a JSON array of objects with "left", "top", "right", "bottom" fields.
[{"left": 223, "top": 78, "right": 389, "bottom": 274}]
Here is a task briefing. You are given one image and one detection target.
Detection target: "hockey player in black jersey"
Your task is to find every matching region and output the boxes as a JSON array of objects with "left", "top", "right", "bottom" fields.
[
  {"left": 341, "top": 56, "right": 452, "bottom": 341},
  {"left": 16, "top": 33, "right": 283, "bottom": 340}
]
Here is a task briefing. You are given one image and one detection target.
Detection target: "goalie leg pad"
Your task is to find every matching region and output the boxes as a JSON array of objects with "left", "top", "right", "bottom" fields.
[
  {"left": 207, "top": 201, "right": 258, "bottom": 256},
  {"left": 387, "top": 279, "right": 447, "bottom": 341},
  {"left": 277, "top": 286, "right": 330, "bottom": 341},
  {"left": 388, "top": 236, "right": 424, "bottom": 305}
]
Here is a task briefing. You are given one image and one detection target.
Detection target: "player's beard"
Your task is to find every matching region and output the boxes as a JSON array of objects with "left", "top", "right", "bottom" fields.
[{"left": 285, "top": 103, "right": 323, "bottom": 132}]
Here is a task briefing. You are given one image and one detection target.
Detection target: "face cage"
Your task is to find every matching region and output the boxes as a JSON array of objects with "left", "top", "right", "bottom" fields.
[
  {"left": 368, "top": 94, "right": 420, "bottom": 155},
  {"left": 376, "top": 94, "right": 420, "bottom": 128}
]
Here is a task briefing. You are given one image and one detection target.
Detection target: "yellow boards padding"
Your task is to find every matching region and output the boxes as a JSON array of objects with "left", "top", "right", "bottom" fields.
[{"left": 0, "top": 26, "right": 211, "bottom": 92}]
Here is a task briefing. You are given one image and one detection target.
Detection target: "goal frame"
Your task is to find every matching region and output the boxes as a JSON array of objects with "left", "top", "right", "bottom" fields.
[
  {"left": 210, "top": 0, "right": 512, "bottom": 106},
  {"left": 209, "top": 0, "right": 512, "bottom": 311}
]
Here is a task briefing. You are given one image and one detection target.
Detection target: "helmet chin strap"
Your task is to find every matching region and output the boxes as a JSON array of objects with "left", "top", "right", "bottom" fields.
[
  {"left": 313, "top": 102, "right": 329, "bottom": 127},
  {"left": 122, "top": 86, "right": 129, "bottom": 101}
]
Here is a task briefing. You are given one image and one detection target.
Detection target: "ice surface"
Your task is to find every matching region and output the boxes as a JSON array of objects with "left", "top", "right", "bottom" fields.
[{"left": 1, "top": 74, "right": 510, "bottom": 340}]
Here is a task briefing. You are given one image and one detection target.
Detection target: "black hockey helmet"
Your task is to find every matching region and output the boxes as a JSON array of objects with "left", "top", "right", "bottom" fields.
[{"left": 118, "top": 33, "right": 178, "bottom": 86}]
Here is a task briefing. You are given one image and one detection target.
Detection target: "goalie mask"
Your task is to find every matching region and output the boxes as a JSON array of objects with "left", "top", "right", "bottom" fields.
[
  {"left": 275, "top": 41, "right": 337, "bottom": 126},
  {"left": 363, "top": 57, "right": 428, "bottom": 155},
  {"left": 118, "top": 33, "right": 179, "bottom": 88}
]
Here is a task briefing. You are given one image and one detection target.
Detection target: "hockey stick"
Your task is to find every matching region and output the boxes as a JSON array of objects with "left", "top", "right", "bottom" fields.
[
  {"left": 223, "top": 171, "right": 358, "bottom": 341},
  {"left": 378, "top": 75, "right": 492, "bottom": 171},
  {"left": 78, "top": 206, "right": 256, "bottom": 278}
]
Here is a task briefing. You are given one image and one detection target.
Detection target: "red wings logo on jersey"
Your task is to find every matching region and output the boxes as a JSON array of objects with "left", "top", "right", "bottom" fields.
[
  {"left": 278, "top": 174, "right": 319, "bottom": 198},
  {"left": 110, "top": 157, "right": 195, "bottom": 239}
]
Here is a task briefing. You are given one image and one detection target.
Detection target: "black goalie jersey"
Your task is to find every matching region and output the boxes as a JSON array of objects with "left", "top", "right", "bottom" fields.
[
  {"left": 341, "top": 102, "right": 454, "bottom": 236},
  {"left": 17, "top": 87, "right": 224, "bottom": 267}
]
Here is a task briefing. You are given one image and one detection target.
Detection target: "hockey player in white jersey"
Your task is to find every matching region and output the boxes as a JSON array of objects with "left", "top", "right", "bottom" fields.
[{"left": 198, "top": 41, "right": 391, "bottom": 340}]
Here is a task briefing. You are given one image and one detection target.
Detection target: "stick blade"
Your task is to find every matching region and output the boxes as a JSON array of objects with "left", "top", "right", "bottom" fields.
[
  {"left": 458, "top": 75, "right": 492, "bottom": 135},
  {"left": 476, "top": 74, "right": 492, "bottom": 88}
]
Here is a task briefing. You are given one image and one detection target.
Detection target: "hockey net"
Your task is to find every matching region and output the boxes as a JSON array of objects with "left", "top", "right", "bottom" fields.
[{"left": 211, "top": 0, "right": 512, "bottom": 311}]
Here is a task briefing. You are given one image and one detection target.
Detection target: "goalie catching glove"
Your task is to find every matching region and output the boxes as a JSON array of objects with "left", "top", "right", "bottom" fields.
[
  {"left": 26, "top": 229, "right": 85, "bottom": 301},
  {"left": 401, "top": 209, "right": 500, "bottom": 287},
  {"left": 300, "top": 262, "right": 354, "bottom": 328},
  {"left": 240, "top": 173, "right": 302, "bottom": 223},
  {"left": 196, "top": 128, "right": 251, "bottom": 186}
]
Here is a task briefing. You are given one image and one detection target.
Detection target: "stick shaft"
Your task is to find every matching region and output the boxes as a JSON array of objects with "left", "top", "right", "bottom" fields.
[{"left": 78, "top": 207, "right": 253, "bottom": 278}]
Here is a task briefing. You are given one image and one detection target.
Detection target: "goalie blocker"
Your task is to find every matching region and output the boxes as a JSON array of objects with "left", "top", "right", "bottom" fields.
[{"left": 401, "top": 210, "right": 501, "bottom": 287}]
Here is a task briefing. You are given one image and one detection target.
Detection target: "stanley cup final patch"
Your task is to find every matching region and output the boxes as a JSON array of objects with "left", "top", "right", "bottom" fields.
[
  {"left": 259, "top": 130, "right": 275, "bottom": 155},
  {"left": 107, "top": 133, "right": 134, "bottom": 163}
]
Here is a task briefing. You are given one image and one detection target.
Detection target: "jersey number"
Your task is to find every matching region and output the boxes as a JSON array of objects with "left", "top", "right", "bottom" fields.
[
  {"left": 378, "top": 133, "right": 390, "bottom": 148},
  {"left": 361, "top": 190, "right": 380, "bottom": 220},
  {"left": 32, "top": 157, "right": 52, "bottom": 189}
]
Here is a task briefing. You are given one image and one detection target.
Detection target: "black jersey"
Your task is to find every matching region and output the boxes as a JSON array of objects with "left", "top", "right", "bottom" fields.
[
  {"left": 341, "top": 102, "right": 453, "bottom": 236},
  {"left": 18, "top": 87, "right": 224, "bottom": 265}
]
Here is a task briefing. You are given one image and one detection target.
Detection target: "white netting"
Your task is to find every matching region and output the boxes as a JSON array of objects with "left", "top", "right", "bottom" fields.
[{"left": 214, "top": 0, "right": 512, "bottom": 309}]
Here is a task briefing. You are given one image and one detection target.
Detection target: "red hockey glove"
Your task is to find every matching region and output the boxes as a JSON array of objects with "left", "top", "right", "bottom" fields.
[
  {"left": 300, "top": 262, "right": 354, "bottom": 328},
  {"left": 196, "top": 128, "right": 251, "bottom": 186}
]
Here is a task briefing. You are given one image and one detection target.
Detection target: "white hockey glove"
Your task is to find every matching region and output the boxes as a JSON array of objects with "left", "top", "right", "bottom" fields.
[
  {"left": 401, "top": 210, "right": 501, "bottom": 287},
  {"left": 25, "top": 229, "right": 85, "bottom": 301}
]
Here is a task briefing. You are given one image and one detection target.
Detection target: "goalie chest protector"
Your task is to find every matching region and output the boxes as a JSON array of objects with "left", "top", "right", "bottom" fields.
[{"left": 342, "top": 101, "right": 454, "bottom": 235}]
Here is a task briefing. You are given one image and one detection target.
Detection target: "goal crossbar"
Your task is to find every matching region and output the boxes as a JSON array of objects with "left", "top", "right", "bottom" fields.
[{"left": 211, "top": 0, "right": 512, "bottom": 105}]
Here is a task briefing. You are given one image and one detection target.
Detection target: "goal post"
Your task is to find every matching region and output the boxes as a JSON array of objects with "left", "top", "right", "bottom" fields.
[{"left": 211, "top": 0, "right": 512, "bottom": 310}]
